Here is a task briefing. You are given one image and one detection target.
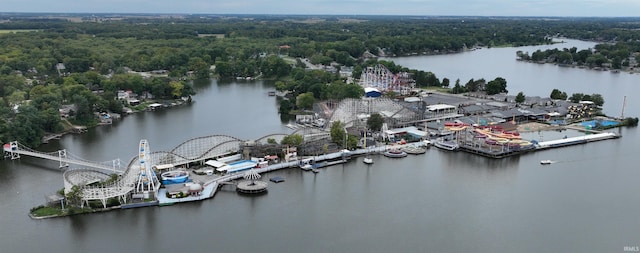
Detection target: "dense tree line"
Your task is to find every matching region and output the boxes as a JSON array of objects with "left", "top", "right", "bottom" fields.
[
  {"left": 517, "top": 41, "right": 640, "bottom": 69},
  {"left": 2, "top": 15, "right": 640, "bottom": 147},
  {"left": 450, "top": 77, "right": 508, "bottom": 95},
  {"left": 550, "top": 89, "right": 604, "bottom": 106}
]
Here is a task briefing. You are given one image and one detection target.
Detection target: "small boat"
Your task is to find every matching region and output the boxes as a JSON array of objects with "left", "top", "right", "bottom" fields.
[
  {"left": 433, "top": 139, "right": 459, "bottom": 151},
  {"left": 540, "top": 160, "right": 554, "bottom": 165},
  {"left": 362, "top": 133, "right": 374, "bottom": 164},
  {"left": 383, "top": 149, "right": 407, "bottom": 158},
  {"left": 269, "top": 176, "right": 285, "bottom": 183},
  {"left": 299, "top": 158, "right": 314, "bottom": 171},
  {"left": 363, "top": 156, "right": 374, "bottom": 164}
]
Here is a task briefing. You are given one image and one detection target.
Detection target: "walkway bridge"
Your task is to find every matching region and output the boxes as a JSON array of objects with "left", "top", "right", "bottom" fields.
[{"left": 3, "top": 141, "right": 122, "bottom": 174}]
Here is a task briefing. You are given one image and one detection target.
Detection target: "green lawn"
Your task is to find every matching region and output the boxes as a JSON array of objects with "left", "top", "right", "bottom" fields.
[{"left": 31, "top": 206, "right": 64, "bottom": 217}]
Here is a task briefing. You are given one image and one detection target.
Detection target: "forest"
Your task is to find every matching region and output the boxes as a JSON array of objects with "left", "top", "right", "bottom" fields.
[{"left": 1, "top": 14, "right": 640, "bottom": 147}]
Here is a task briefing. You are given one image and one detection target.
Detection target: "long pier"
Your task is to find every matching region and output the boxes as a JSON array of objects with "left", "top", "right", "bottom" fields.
[
  {"left": 535, "top": 132, "right": 620, "bottom": 150},
  {"left": 156, "top": 144, "right": 412, "bottom": 205},
  {"left": 458, "top": 131, "right": 620, "bottom": 158}
]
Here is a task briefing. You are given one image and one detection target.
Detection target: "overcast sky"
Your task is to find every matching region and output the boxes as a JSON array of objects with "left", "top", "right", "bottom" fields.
[{"left": 3, "top": 0, "right": 639, "bottom": 17}]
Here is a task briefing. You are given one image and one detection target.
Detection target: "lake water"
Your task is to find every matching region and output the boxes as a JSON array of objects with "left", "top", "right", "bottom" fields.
[{"left": 1, "top": 40, "right": 639, "bottom": 253}]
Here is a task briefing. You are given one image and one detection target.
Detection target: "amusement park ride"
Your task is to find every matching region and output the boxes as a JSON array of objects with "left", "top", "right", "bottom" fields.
[
  {"left": 135, "top": 139, "right": 160, "bottom": 198},
  {"left": 360, "top": 64, "right": 415, "bottom": 95}
]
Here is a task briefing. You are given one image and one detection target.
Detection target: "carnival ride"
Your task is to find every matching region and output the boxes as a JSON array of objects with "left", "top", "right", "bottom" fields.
[
  {"left": 160, "top": 170, "right": 189, "bottom": 184},
  {"left": 474, "top": 128, "right": 532, "bottom": 147},
  {"left": 443, "top": 122, "right": 533, "bottom": 148},
  {"left": 4, "top": 133, "right": 257, "bottom": 208},
  {"left": 136, "top": 139, "right": 159, "bottom": 194}
]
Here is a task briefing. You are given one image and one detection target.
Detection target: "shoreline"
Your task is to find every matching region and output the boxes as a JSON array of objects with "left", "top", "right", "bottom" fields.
[
  {"left": 517, "top": 58, "right": 639, "bottom": 75},
  {"left": 39, "top": 98, "right": 191, "bottom": 146}
]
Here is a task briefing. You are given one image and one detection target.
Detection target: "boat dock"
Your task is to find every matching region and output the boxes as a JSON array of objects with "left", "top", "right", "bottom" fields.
[
  {"left": 457, "top": 131, "right": 619, "bottom": 158},
  {"left": 535, "top": 132, "right": 619, "bottom": 150},
  {"left": 155, "top": 144, "right": 420, "bottom": 205},
  {"left": 134, "top": 130, "right": 623, "bottom": 206}
]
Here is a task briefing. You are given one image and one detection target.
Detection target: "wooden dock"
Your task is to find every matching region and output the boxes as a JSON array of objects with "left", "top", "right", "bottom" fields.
[{"left": 458, "top": 131, "right": 619, "bottom": 158}]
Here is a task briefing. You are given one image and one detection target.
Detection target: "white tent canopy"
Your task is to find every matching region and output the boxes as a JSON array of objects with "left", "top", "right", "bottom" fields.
[{"left": 206, "top": 160, "right": 230, "bottom": 172}]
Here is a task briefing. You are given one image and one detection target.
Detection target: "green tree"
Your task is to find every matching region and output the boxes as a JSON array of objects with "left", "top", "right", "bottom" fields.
[
  {"left": 6, "top": 90, "right": 27, "bottom": 106},
  {"left": 189, "top": 57, "right": 210, "bottom": 79},
  {"left": 352, "top": 65, "right": 363, "bottom": 79},
  {"left": 296, "top": 92, "right": 315, "bottom": 110},
  {"left": 569, "top": 93, "right": 584, "bottom": 103},
  {"left": 260, "top": 55, "right": 292, "bottom": 77},
  {"left": 557, "top": 51, "right": 573, "bottom": 64},
  {"left": 347, "top": 134, "right": 358, "bottom": 150},
  {"left": 281, "top": 134, "right": 304, "bottom": 146},
  {"left": 515, "top": 92, "right": 526, "bottom": 104},
  {"left": 71, "top": 94, "right": 94, "bottom": 125},
  {"left": 65, "top": 185, "right": 83, "bottom": 208},
  {"left": 441, "top": 77, "right": 450, "bottom": 88},
  {"left": 275, "top": 81, "right": 287, "bottom": 91},
  {"left": 451, "top": 79, "right": 466, "bottom": 94},
  {"left": 330, "top": 121, "right": 346, "bottom": 145},
  {"left": 309, "top": 54, "right": 333, "bottom": 65},
  {"left": 465, "top": 78, "right": 480, "bottom": 92},
  {"left": 341, "top": 83, "right": 365, "bottom": 98},
  {"left": 485, "top": 77, "right": 508, "bottom": 95},
  {"left": 550, "top": 89, "right": 568, "bottom": 100},
  {"left": 589, "top": 94, "right": 604, "bottom": 107},
  {"left": 367, "top": 113, "right": 384, "bottom": 132},
  {"left": 278, "top": 98, "right": 292, "bottom": 114},
  {"left": 40, "top": 108, "right": 63, "bottom": 133},
  {"left": 8, "top": 105, "right": 44, "bottom": 147},
  {"left": 169, "top": 81, "right": 184, "bottom": 98}
]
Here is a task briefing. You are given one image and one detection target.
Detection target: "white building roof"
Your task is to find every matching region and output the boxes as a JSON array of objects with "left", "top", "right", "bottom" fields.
[
  {"left": 384, "top": 126, "right": 428, "bottom": 137},
  {"left": 364, "top": 87, "right": 381, "bottom": 93},
  {"left": 153, "top": 164, "right": 175, "bottom": 171},
  {"left": 205, "top": 160, "right": 227, "bottom": 168},
  {"left": 404, "top": 97, "right": 421, "bottom": 103},
  {"left": 427, "top": 104, "right": 456, "bottom": 111}
]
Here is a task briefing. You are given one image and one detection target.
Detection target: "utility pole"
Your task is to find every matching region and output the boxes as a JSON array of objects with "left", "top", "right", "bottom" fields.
[{"left": 343, "top": 127, "right": 348, "bottom": 149}]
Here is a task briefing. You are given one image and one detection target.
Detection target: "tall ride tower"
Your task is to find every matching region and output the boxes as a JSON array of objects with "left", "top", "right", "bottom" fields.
[{"left": 136, "top": 139, "right": 158, "bottom": 197}]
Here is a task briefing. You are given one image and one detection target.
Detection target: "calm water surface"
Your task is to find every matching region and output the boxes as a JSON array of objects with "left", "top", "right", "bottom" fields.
[{"left": 1, "top": 40, "right": 639, "bottom": 253}]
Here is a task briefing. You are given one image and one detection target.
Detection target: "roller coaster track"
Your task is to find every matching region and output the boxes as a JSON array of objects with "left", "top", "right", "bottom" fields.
[{"left": 5, "top": 130, "right": 331, "bottom": 207}]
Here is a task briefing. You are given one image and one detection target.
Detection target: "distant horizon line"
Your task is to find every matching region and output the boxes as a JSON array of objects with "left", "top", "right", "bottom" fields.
[{"left": 0, "top": 12, "right": 637, "bottom": 19}]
